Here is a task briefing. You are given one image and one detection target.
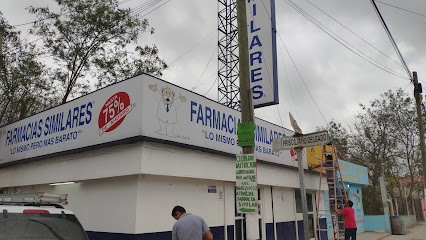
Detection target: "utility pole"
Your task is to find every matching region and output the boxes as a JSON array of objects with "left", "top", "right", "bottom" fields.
[
  {"left": 412, "top": 71, "right": 426, "bottom": 209},
  {"left": 0, "top": 26, "right": 4, "bottom": 72},
  {"left": 236, "top": 0, "right": 259, "bottom": 239}
]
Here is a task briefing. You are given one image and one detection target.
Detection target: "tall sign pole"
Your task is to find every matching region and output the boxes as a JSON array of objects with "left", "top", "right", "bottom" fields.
[
  {"left": 236, "top": 0, "right": 259, "bottom": 239},
  {"left": 413, "top": 71, "right": 426, "bottom": 207},
  {"left": 296, "top": 146, "right": 310, "bottom": 240}
]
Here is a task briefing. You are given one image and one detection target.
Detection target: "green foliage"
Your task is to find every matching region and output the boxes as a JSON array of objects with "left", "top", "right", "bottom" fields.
[
  {"left": 317, "top": 89, "right": 423, "bottom": 215},
  {"left": 317, "top": 120, "right": 349, "bottom": 160},
  {"left": 29, "top": 0, "right": 167, "bottom": 103},
  {"left": 0, "top": 13, "right": 56, "bottom": 126}
]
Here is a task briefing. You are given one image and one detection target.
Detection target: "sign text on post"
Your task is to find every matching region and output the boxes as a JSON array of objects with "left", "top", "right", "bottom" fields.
[
  {"left": 272, "top": 131, "right": 329, "bottom": 151},
  {"left": 236, "top": 154, "right": 258, "bottom": 213}
]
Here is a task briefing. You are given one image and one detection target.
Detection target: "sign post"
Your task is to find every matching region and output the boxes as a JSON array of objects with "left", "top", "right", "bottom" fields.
[{"left": 273, "top": 127, "right": 329, "bottom": 240}]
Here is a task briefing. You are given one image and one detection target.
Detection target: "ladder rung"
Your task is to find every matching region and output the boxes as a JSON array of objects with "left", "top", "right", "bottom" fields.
[{"left": 323, "top": 167, "right": 338, "bottom": 170}]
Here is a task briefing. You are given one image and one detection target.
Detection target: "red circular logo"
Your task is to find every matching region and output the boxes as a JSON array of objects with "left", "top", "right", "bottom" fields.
[{"left": 98, "top": 92, "right": 133, "bottom": 135}]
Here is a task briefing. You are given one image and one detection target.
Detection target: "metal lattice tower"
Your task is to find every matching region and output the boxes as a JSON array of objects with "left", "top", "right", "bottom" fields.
[{"left": 218, "top": 0, "right": 240, "bottom": 110}]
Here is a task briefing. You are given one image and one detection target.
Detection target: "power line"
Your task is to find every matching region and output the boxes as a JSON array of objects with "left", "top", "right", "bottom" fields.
[
  {"left": 137, "top": 0, "right": 172, "bottom": 19},
  {"left": 284, "top": 0, "right": 409, "bottom": 81},
  {"left": 305, "top": 0, "right": 403, "bottom": 69},
  {"left": 204, "top": 76, "right": 218, "bottom": 96},
  {"left": 130, "top": 0, "right": 163, "bottom": 16},
  {"left": 258, "top": 0, "right": 328, "bottom": 128},
  {"left": 192, "top": 46, "right": 217, "bottom": 90},
  {"left": 277, "top": 31, "right": 329, "bottom": 126},
  {"left": 370, "top": 0, "right": 412, "bottom": 80},
  {"left": 376, "top": 0, "right": 426, "bottom": 19},
  {"left": 168, "top": 30, "right": 216, "bottom": 68},
  {"left": 278, "top": 41, "right": 298, "bottom": 121}
]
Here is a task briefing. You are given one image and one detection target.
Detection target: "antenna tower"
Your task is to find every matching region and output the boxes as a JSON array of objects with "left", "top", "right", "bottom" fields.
[{"left": 218, "top": 0, "right": 240, "bottom": 110}]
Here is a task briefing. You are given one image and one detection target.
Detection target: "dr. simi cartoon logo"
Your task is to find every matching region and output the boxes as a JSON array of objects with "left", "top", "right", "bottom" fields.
[{"left": 149, "top": 84, "right": 186, "bottom": 137}]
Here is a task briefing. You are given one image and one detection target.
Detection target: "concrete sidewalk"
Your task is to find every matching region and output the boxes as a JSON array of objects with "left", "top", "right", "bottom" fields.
[{"left": 357, "top": 221, "right": 426, "bottom": 240}]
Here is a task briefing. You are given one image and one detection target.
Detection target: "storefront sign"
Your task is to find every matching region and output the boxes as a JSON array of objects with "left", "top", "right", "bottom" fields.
[
  {"left": 0, "top": 74, "right": 294, "bottom": 166},
  {"left": 236, "top": 154, "right": 258, "bottom": 214},
  {"left": 246, "top": 0, "right": 279, "bottom": 108},
  {"left": 339, "top": 160, "right": 369, "bottom": 185}
]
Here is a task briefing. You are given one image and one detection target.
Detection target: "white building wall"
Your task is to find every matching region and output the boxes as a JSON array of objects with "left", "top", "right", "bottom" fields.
[
  {"left": 272, "top": 187, "right": 297, "bottom": 222},
  {"left": 0, "top": 140, "right": 326, "bottom": 239},
  {"left": 4, "top": 175, "right": 139, "bottom": 234},
  {"left": 135, "top": 175, "right": 226, "bottom": 234},
  {"left": 0, "top": 142, "right": 143, "bottom": 188}
]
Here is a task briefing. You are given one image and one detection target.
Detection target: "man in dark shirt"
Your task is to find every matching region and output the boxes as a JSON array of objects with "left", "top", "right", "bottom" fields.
[{"left": 336, "top": 200, "right": 357, "bottom": 240}]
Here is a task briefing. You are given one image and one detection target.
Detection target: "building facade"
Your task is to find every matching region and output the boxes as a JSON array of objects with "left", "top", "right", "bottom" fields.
[{"left": 0, "top": 74, "right": 328, "bottom": 240}]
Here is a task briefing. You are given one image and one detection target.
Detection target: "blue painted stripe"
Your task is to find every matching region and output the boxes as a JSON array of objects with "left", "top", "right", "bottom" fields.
[
  {"left": 227, "top": 225, "right": 234, "bottom": 240},
  {"left": 265, "top": 223, "right": 275, "bottom": 240},
  {"left": 87, "top": 221, "right": 303, "bottom": 240},
  {"left": 86, "top": 226, "right": 224, "bottom": 240},
  {"left": 276, "top": 221, "right": 296, "bottom": 240}
]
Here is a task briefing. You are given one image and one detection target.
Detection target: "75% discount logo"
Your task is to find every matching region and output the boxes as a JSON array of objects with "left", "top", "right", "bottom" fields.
[{"left": 98, "top": 92, "right": 133, "bottom": 136}]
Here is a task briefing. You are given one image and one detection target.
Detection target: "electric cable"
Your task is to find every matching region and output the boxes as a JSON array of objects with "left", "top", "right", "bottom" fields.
[
  {"left": 137, "top": 0, "right": 172, "bottom": 19},
  {"left": 256, "top": 0, "right": 328, "bottom": 128},
  {"left": 130, "top": 0, "right": 163, "bottom": 16},
  {"left": 376, "top": 0, "right": 426, "bottom": 19},
  {"left": 278, "top": 41, "right": 299, "bottom": 122},
  {"left": 204, "top": 76, "right": 219, "bottom": 96},
  {"left": 167, "top": 30, "right": 216, "bottom": 68},
  {"left": 277, "top": 31, "right": 329, "bottom": 126},
  {"left": 305, "top": 0, "right": 403, "bottom": 69},
  {"left": 285, "top": 0, "right": 409, "bottom": 81},
  {"left": 192, "top": 46, "right": 217, "bottom": 91},
  {"left": 370, "top": 0, "right": 412, "bottom": 80}
]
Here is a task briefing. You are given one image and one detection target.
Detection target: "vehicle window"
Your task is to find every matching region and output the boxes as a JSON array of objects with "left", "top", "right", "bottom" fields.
[{"left": 0, "top": 213, "right": 88, "bottom": 240}]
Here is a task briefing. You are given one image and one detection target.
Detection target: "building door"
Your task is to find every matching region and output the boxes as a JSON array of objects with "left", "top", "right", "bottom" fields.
[{"left": 295, "top": 189, "right": 316, "bottom": 240}]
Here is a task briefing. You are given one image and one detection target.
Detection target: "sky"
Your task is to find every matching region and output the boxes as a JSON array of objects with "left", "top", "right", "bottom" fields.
[{"left": 1, "top": 0, "right": 426, "bottom": 134}]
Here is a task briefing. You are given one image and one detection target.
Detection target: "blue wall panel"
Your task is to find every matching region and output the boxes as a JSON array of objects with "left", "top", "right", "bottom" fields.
[
  {"left": 265, "top": 223, "right": 275, "bottom": 240},
  {"left": 276, "top": 221, "right": 296, "bottom": 240},
  {"left": 227, "top": 225, "right": 234, "bottom": 240}
]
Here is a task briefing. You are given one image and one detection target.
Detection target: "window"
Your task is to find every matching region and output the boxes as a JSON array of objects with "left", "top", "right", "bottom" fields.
[{"left": 295, "top": 190, "right": 313, "bottom": 213}]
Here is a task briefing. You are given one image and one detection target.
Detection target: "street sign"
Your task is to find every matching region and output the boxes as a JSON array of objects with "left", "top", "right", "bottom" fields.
[
  {"left": 236, "top": 154, "right": 258, "bottom": 214},
  {"left": 237, "top": 122, "right": 255, "bottom": 147},
  {"left": 272, "top": 131, "right": 329, "bottom": 151}
]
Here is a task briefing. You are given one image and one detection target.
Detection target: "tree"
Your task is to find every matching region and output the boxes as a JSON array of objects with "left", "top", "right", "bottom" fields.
[
  {"left": 29, "top": 0, "right": 167, "bottom": 103},
  {"left": 318, "top": 89, "right": 423, "bottom": 214},
  {"left": 347, "top": 89, "right": 422, "bottom": 214},
  {"left": 0, "top": 12, "right": 55, "bottom": 126},
  {"left": 316, "top": 120, "right": 350, "bottom": 160}
]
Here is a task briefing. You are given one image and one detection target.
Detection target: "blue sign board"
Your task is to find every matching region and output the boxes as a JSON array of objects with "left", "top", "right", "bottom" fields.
[{"left": 339, "top": 160, "right": 369, "bottom": 185}]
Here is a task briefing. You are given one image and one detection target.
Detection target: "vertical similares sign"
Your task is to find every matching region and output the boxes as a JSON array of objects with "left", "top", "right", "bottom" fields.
[
  {"left": 236, "top": 154, "right": 258, "bottom": 213},
  {"left": 246, "top": 0, "right": 278, "bottom": 108}
]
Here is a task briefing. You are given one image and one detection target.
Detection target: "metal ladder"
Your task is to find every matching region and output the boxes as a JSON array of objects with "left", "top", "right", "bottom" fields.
[{"left": 315, "top": 144, "right": 348, "bottom": 240}]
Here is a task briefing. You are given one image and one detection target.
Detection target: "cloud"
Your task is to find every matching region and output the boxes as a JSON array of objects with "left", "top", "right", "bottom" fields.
[{"left": 2, "top": 0, "right": 425, "bottom": 134}]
